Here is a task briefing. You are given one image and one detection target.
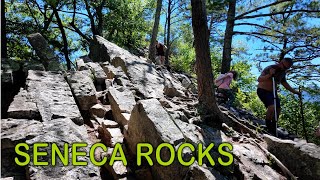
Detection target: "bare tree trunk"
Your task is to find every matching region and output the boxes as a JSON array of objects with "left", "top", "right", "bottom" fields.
[
  {"left": 148, "top": 0, "right": 163, "bottom": 63},
  {"left": 191, "top": 0, "right": 221, "bottom": 128},
  {"left": 221, "top": 0, "right": 236, "bottom": 74},
  {"left": 96, "top": 0, "right": 106, "bottom": 36},
  {"left": 53, "top": 6, "right": 71, "bottom": 70},
  {"left": 165, "top": 0, "right": 172, "bottom": 65},
  {"left": 1, "top": 0, "right": 7, "bottom": 59},
  {"left": 164, "top": 14, "right": 167, "bottom": 44},
  {"left": 84, "top": 0, "right": 98, "bottom": 35}
]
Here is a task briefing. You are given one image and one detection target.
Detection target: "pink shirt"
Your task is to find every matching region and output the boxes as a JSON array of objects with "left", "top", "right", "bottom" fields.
[{"left": 216, "top": 73, "right": 233, "bottom": 89}]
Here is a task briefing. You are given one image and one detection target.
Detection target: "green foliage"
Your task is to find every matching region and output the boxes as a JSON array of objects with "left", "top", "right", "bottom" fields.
[
  {"left": 279, "top": 90, "right": 320, "bottom": 145},
  {"left": 170, "top": 41, "right": 195, "bottom": 73},
  {"left": 103, "top": 0, "right": 150, "bottom": 49}
]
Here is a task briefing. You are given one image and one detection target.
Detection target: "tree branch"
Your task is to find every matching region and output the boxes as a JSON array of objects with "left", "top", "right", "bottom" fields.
[
  {"left": 57, "top": 10, "right": 89, "bottom": 17},
  {"left": 237, "top": 9, "right": 320, "bottom": 20},
  {"left": 235, "top": 0, "right": 291, "bottom": 19},
  {"left": 233, "top": 31, "right": 283, "bottom": 38},
  {"left": 69, "top": 22, "right": 91, "bottom": 42},
  {"left": 234, "top": 22, "right": 296, "bottom": 36}
]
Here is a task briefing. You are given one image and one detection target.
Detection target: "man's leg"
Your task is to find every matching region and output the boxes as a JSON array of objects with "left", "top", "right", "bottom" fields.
[
  {"left": 225, "top": 89, "right": 235, "bottom": 108},
  {"left": 266, "top": 104, "right": 281, "bottom": 135},
  {"left": 161, "top": 56, "right": 165, "bottom": 65}
]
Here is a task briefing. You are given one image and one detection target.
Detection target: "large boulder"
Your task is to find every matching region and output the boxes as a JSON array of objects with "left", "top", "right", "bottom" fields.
[
  {"left": 75, "top": 58, "right": 88, "bottom": 71},
  {"left": 7, "top": 88, "right": 41, "bottom": 120},
  {"left": 66, "top": 70, "right": 97, "bottom": 111},
  {"left": 126, "top": 99, "right": 188, "bottom": 180},
  {"left": 86, "top": 62, "right": 107, "bottom": 91},
  {"left": 160, "top": 68, "right": 185, "bottom": 98},
  {"left": 264, "top": 135, "right": 320, "bottom": 179},
  {"left": 90, "top": 36, "right": 165, "bottom": 99},
  {"left": 27, "top": 33, "right": 62, "bottom": 71},
  {"left": 107, "top": 87, "right": 136, "bottom": 126},
  {"left": 232, "top": 143, "right": 285, "bottom": 179},
  {"left": 26, "top": 70, "right": 83, "bottom": 125},
  {"left": 1, "top": 118, "right": 101, "bottom": 180}
]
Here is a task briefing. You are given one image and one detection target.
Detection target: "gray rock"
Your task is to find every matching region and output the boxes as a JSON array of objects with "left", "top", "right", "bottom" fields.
[
  {"left": 265, "top": 134, "right": 320, "bottom": 180},
  {"left": 66, "top": 70, "right": 97, "bottom": 111},
  {"left": 86, "top": 62, "right": 107, "bottom": 90},
  {"left": 95, "top": 118, "right": 119, "bottom": 128},
  {"left": 23, "top": 61, "right": 46, "bottom": 72},
  {"left": 186, "top": 164, "right": 218, "bottom": 180},
  {"left": 102, "top": 63, "right": 128, "bottom": 80},
  {"left": 7, "top": 88, "right": 41, "bottom": 120},
  {"left": 26, "top": 70, "right": 83, "bottom": 125},
  {"left": 90, "top": 104, "right": 107, "bottom": 118},
  {"left": 104, "top": 160, "right": 128, "bottom": 179},
  {"left": 75, "top": 58, "right": 88, "bottom": 71},
  {"left": 91, "top": 36, "right": 165, "bottom": 99},
  {"left": 108, "top": 87, "right": 136, "bottom": 126},
  {"left": 126, "top": 99, "right": 187, "bottom": 180},
  {"left": 173, "top": 119, "right": 204, "bottom": 146},
  {"left": 1, "top": 119, "right": 44, "bottom": 149},
  {"left": 1, "top": 118, "right": 101, "bottom": 180},
  {"left": 107, "top": 128, "right": 124, "bottom": 146},
  {"left": 160, "top": 68, "right": 185, "bottom": 97},
  {"left": 27, "top": 33, "right": 62, "bottom": 71}
]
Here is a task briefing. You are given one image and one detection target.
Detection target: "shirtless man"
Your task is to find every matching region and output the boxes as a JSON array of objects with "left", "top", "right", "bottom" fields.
[{"left": 257, "top": 58, "right": 301, "bottom": 135}]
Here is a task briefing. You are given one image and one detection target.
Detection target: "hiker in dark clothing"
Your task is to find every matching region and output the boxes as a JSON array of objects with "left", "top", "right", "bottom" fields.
[
  {"left": 155, "top": 40, "right": 167, "bottom": 65},
  {"left": 257, "top": 58, "right": 301, "bottom": 135}
]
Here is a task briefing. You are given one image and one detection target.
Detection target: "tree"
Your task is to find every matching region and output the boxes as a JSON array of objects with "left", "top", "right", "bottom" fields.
[
  {"left": 221, "top": 0, "right": 236, "bottom": 73},
  {"left": 191, "top": 0, "right": 221, "bottom": 127},
  {"left": 220, "top": 0, "right": 293, "bottom": 73},
  {"left": 148, "top": 0, "right": 163, "bottom": 62},
  {"left": 1, "top": 0, "right": 7, "bottom": 59},
  {"left": 49, "top": 1, "right": 71, "bottom": 70}
]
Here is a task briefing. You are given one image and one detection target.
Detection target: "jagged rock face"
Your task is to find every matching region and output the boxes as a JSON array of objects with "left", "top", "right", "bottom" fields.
[
  {"left": 66, "top": 70, "right": 97, "bottom": 111},
  {"left": 265, "top": 135, "right": 320, "bottom": 179},
  {"left": 7, "top": 89, "right": 41, "bottom": 120},
  {"left": 233, "top": 143, "right": 286, "bottom": 179},
  {"left": 91, "top": 36, "right": 166, "bottom": 98},
  {"left": 127, "top": 99, "right": 188, "bottom": 180},
  {"left": 107, "top": 87, "right": 136, "bottom": 126},
  {"left": 27, "top": 33, "right": 62, "bottom": 71},
  {"left": 14, "top": 70, "right": 83, "bottom": 125},
  {"left": 1, "top": 118, "right": 101, "bottom": 180}
]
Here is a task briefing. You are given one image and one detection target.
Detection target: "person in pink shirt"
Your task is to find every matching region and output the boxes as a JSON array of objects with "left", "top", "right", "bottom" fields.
[{"left": 215, "top": 71, "right": 238, "bottom": 107}]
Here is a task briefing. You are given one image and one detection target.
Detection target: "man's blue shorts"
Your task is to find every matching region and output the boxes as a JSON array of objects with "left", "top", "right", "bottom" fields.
[{"left": 257, "top": 88, "right": 280, "bottom": 108}]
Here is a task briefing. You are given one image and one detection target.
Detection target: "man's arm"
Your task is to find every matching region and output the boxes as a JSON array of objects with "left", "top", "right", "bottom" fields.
[
  {"left": 258, "top": 68, "right": 275, "bottom": 82},
  {"left": 281, "top": 81, "right": 300, "bottom": 94}
]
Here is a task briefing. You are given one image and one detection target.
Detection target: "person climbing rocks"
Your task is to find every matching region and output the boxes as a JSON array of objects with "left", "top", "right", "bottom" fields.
[
  {"left": 214, "top": 70, "right": 238, "bottom": 108},
  {"left": 257, "top": 57, "right": 301, "bottom": 135},
  {"left": 155, "top": 40, "right": 167, "bottom": 66}
]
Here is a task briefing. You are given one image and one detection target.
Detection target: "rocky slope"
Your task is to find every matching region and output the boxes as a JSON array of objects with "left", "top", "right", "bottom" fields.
[{"left": 1, "top": 35, "right": 319, "bottom": 180}]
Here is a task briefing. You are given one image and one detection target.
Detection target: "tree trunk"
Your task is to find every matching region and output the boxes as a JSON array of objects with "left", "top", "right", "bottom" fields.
[
  {"left": 164, "top": 15, "right": 167, "bottom": 44},
  {"left": 191, "top": 0, "right": 221, "bottom": 127},
  {"left": 1, "top": 0, "right": 7, "bottom": 59},
  {"left": 148, "top": 0, "right": 163, "bottom": 63},
  {"left": 53, "top": 7, "right": 71, "bottom": 70},
  {"left": 221, "top": 0, "right": 236, "bottom": 74},
  {"left": 165, "top": 0, "right": 171, "bottom": 65},
  {"left": 96, "top": 0, "right": 106, "bottom": 36}
]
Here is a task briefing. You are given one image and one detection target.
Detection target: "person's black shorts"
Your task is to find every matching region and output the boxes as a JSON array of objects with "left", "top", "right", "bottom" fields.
[{"left": 257, "top": 88, "right": 280, "bottom": 108}]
